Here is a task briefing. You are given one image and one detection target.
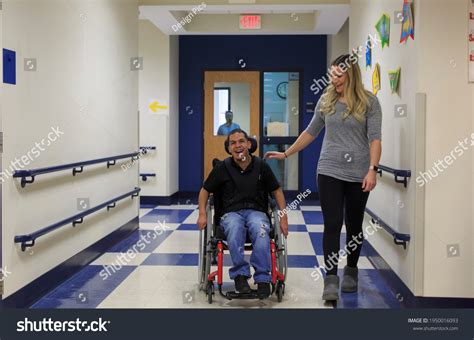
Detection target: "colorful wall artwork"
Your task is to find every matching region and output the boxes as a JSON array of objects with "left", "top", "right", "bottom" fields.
[
  {"left": 388, "top": 68, "right": 401, "bottom": 94},
  {"left": 400, "top": 0, "right": 415, "bottom": 43},
  {"left": 375, "top": 14, "right": 390, "bottom": 49},
  {"left": 372, "top": 63, "right": 381, "bottom": 95},
  {"left": 470, "top": 0, "right": 474, "bottom": 82}
]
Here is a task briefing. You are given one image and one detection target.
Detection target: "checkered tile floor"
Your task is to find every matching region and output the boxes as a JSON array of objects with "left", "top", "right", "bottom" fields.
[{"left": 31, "top": 203, "right": 403, "bottom": 309}]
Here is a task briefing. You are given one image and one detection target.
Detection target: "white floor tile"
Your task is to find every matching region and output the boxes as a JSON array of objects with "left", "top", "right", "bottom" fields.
[
  {"left": 90, "top": 252, "right": 149, "bottom": 266},
  {"left": 104, "top": 267, "right": 332, "bottom": 309},
  {"left": 286, "top": 210, "right": 305, "bottom": 224},
  {"left": 140, "top": 222, "right": 180, "bottom": 231},
  {"left": 154, "top": 230, "right": 199, "bottom": 254},
  {"left": 286, "top": 232, "right": 315, "bottom": 255},
  {"left": 300, "top": 206, "right": 322, "bottom": 211},
  {"left": 306, "top": 224, "right": 325, "bottom": 232},
  {"left": 155, "top": 204, "right": 198, "bottom": 210},
  {"left": 139, "top": 209, "right": 153, "bottom": 218},
  {"left": 306, "top": 224, "right": 346, "bottom": 233}
]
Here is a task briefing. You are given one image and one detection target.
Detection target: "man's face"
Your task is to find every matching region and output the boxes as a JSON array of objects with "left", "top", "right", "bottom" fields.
[
  {"left": 228, "top": 132, "right": 251, "bottom": 161},
  {"left": 225, "top": 112, "right": 233, "bottom": 123}
]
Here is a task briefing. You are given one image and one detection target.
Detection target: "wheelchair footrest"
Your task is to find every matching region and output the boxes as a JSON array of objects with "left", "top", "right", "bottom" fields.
[{"left": 224, "top": 290, "right": 259, "bottom": 300}]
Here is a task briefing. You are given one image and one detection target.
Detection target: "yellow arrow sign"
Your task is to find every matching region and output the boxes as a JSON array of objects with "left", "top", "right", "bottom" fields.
[{"left": 149, "top": 101, "right": 168, "bottom": 113}]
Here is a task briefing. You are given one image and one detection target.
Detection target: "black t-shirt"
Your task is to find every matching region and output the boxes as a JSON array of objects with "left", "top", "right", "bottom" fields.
[{"left": 203, "top": 156, "right": 280, "bottom": 210}]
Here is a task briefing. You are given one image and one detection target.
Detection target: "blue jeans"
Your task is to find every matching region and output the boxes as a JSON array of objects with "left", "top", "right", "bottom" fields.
[{"left": 220, "top": 209, "right": 271, "bottom": 283}]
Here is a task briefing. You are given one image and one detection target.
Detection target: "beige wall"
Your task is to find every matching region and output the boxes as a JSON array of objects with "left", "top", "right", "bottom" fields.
[
  {"left": 417, "top": 0, "right": 472, "bottom": 298},
  {"left": 138, "top": 20, "right": 179, "bottom": 197},
  {"left": 2, "top": 0, "right": 139, "bottom": 297},
  {"left": 350, "top": 0, "right": 473, "bottom": 298},
  {"left": 350, "top": 0, "right": 419, "bottom": 295},
  {"left": 327, "top": 17, "right": 349, "bottom": 66}
]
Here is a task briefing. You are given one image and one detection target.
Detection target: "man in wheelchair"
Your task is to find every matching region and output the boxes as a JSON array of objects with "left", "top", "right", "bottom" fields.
[{"left": 197, "top": 129, "right": 288, "bottom": 300}]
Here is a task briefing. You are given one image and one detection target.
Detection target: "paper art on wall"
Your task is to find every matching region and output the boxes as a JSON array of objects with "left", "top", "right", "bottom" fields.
[
  {"left": 469, "top": 0, "right": 474, "bottom": 82},
  {"left": 366, "top": 36, "right": 372, "bottom": 68},
  {"left": 372, "top": 63, "right": 381, "bottom": 95},
  {"left": 375, "top": 14, "right": 390, "bottom": 49},
  {"left": 388, "top": 68, "right": 401, "bottom": 94},
  {"left": 400, "top": 0, "right": 415, "bottom": 43}
]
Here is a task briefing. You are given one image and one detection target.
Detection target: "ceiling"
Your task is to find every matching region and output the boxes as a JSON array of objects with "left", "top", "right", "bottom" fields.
[{"left": 139, "top": 1, "right": 350, "bottom": 35}]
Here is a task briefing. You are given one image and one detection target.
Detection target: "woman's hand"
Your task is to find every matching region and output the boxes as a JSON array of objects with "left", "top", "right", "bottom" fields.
[
  {"left": 264, "top": 151, "right": 286, "bottom": 160},
  {"left": 362, "top": 170, "right": 377, "bottom": 192}
]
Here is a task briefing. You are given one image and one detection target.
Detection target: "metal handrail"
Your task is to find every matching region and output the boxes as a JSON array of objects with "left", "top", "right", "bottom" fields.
[
  {"left": 13, "top": 152, "right": 140, "bottom": 187},
  {"left": 14, "top": 187, "right": 141, "bottom": 251}
]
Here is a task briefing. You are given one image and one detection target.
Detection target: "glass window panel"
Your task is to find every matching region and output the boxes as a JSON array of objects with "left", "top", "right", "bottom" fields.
[
  {"left": 213, "top": 82, "right": 250, "bottom": 136},
  {"left": 263, "top": 72, "right": 299, "bottom": 137},
  {"left": 262, "top": 144, "right": 298, "bottom": 191}
]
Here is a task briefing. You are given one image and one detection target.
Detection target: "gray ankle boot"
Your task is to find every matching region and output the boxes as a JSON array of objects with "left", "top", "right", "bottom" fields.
[
  {"left": 341, "top": 266, "right": 358, "bottom": 293},
  {"left": 322, "top": 275, "right": 340, "bottom": 301}
]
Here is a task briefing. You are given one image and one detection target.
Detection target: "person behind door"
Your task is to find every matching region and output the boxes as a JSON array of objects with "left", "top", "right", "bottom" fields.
[
  {"left": 265, "top": 54, "right": 382, "bottom": 301},
  {"left": 217, "top": 110, "right": 240, "bottom": 136}
]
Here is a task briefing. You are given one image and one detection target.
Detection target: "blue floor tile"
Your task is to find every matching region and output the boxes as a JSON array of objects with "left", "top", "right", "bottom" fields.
[
  {"left": 309, "top": 232, "right": 372, "bottom": 257},
  {"left": 336, "top": 269, "right": 403, "bottom": 309},
  {"left": 140, "top": 203, "right": 158, "bottom": 209},
  {"left": 140, "top": 209, "right": 194, "bottom": 223},
  {"left": 31, "top": 265, "right": 136, "bottom": 309},
  {"left": 177, "top": 224, "right": 199, "bottom": 231},
  {"left": 142, "top": 253, "right": 198, "bottom": 266},
  {"left": 302, "top": 211, "right": 324, "bottom": 224},
  {"left": 288, "top": 224, "right": 308, "bottom": 232},
  {"left": 287, "top": 255, "right": 318, "bottom": 268}
]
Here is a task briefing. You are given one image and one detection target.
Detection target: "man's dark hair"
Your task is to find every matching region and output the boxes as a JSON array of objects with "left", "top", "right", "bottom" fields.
[{"left": 226, "top": 128, "right": 248, "bottom": 144}]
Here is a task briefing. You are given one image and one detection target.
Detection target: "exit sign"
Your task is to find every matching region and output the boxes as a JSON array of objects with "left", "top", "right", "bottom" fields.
[{"left": 239, "top": 15, "right": 261, "bottom": 29}]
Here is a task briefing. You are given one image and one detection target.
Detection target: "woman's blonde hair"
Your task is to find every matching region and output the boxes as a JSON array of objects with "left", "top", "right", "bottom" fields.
[{"left": 320, "top": 54, "right": 371, "bottom": 123}]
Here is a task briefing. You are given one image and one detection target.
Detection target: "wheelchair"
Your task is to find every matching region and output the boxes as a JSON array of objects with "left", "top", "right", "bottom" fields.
[{"left": 198, "top": 138, "right": 288, "bottom": 304}]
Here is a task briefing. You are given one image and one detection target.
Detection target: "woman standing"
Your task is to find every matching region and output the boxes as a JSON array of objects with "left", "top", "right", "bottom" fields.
[{"left": 265, "top": 54, "right": 382, "bottom": 301}]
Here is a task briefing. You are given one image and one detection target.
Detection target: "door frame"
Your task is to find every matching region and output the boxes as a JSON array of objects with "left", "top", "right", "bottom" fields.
[
  {"left": 202, "top": 70, "right": 260, "bottom": 180},
  {"left": 200, "top": 68, "right": 305, "bottom": 196}
]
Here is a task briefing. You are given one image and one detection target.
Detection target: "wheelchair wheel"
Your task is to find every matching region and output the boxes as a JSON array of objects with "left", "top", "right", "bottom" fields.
[
  {"left": 198, "top": 200, "right": 214, "bottom": 291},
  {"left": 206, "top": 282, "right": 214, "bottom": 304},
  {"left": 198, "top": 227, "right": 207, "bottom": 290},
  {"left": 276, "top": 281, "right": 284, "bottom": 302},
  {"left": 271, "top": 204, "right": 288, "bottom": 283}
]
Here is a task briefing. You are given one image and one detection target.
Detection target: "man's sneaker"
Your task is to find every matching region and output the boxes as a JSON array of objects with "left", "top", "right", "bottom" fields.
[
  {"left": 234, "top": 275, "right": 251, "bottom": 293},
  {"left": 257, "top": 282, "right": 271, "bottom": 300}
]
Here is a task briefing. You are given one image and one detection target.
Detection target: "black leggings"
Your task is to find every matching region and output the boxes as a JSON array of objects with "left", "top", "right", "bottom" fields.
[{"left": 317, "top": 174, "right": 370, "bottom": 275}]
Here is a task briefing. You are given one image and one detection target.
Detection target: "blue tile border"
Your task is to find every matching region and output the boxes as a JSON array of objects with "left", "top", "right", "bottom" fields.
[
  {"left": 365, "top": 243, "right": 474, "bottom": 308},
  {"left": 0, "top": 217, "right": 139, "bottom": 308},
  {"left": 31, "top": 266, "right": 136, "bottom": 309}
]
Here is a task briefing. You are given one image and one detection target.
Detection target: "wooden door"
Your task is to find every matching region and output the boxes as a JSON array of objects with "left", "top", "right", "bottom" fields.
[{"left": 203, "top": 71, "right": 260, "bottom": 179}]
